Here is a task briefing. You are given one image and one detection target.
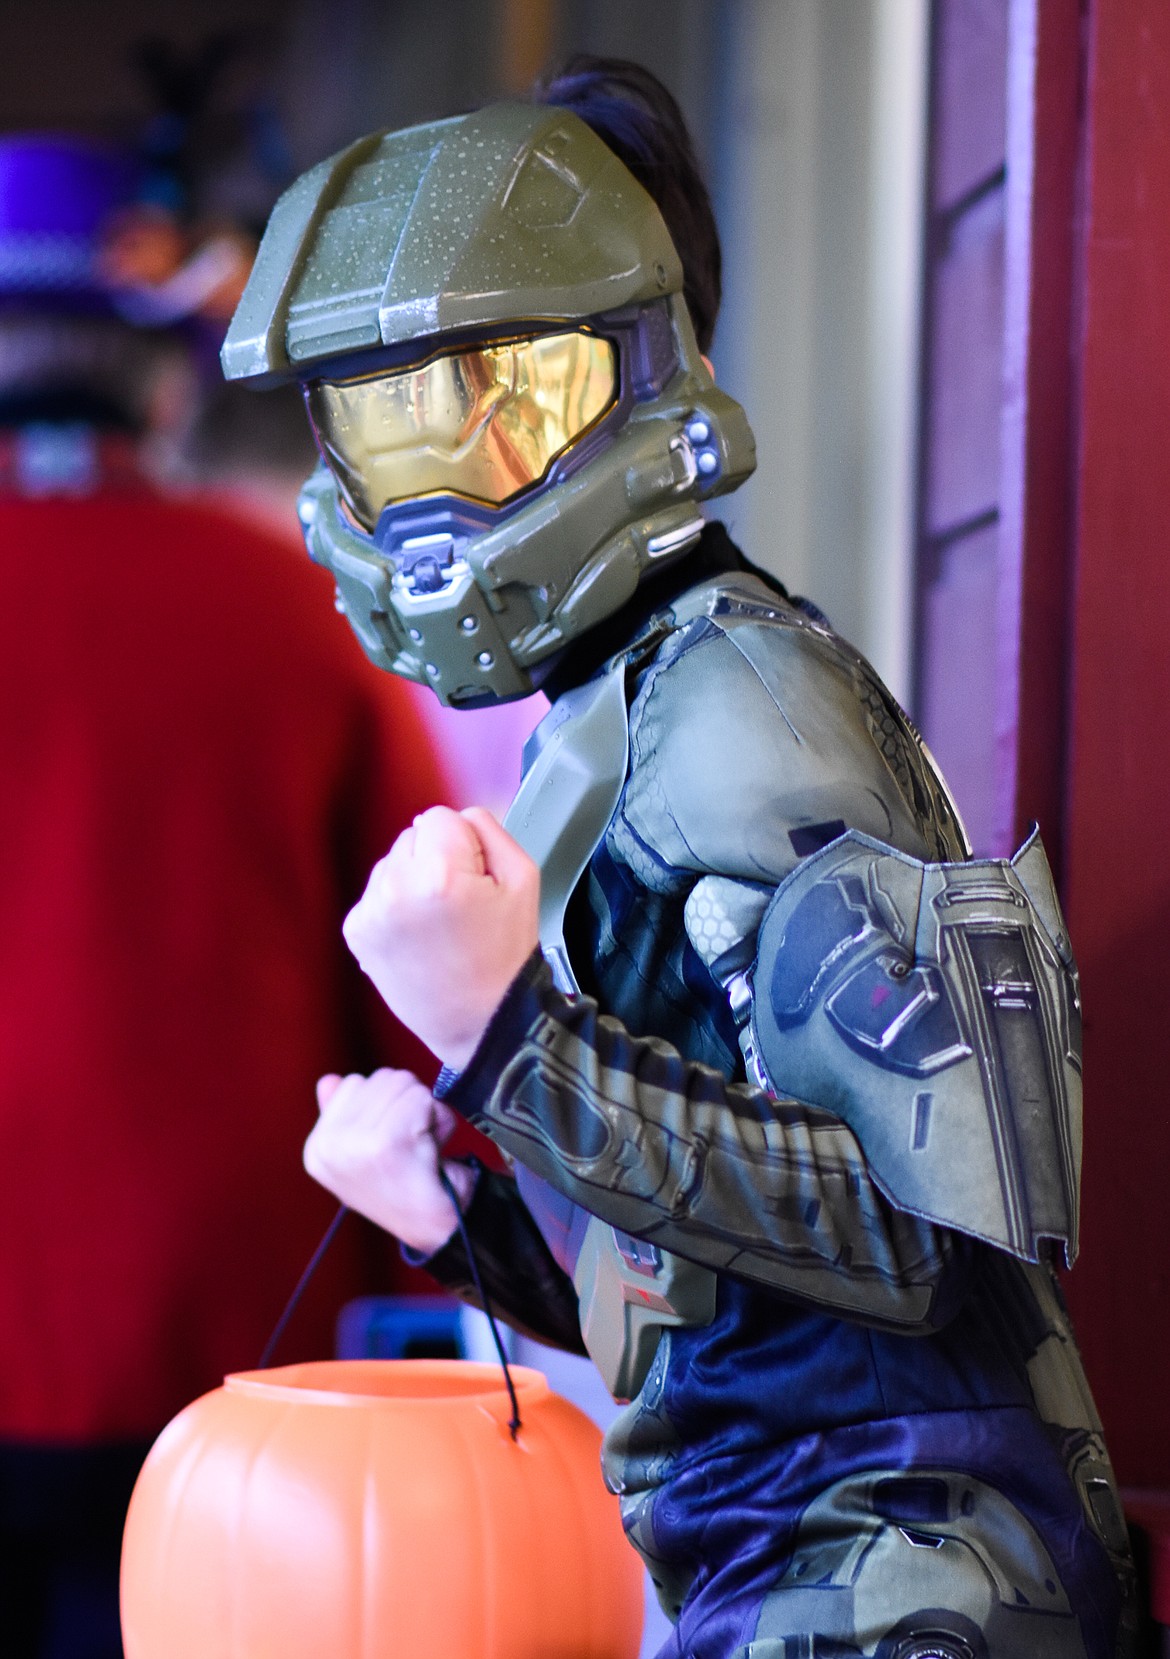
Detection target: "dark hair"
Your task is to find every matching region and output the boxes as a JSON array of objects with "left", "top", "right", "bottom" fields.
[{"left": 535, "top": 55, "right": 722, "bottom": 353}]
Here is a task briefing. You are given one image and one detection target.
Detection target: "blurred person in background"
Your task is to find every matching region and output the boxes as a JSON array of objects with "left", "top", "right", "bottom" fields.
[{"left": 0, "top": 134, "right": 446, "bottom": 1659}]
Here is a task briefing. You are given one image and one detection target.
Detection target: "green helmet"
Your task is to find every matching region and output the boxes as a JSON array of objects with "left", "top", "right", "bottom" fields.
[{"left": 222, "top": 101, "right": 755, "bottom": 706}]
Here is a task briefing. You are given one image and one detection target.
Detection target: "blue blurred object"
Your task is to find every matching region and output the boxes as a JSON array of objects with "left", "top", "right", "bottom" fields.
[
  {"left": 0, "top": 136, "right": 141, "bottom": 307},
  {"left": 335, "top": 1296, "right": 466, "bottom": 1362}
]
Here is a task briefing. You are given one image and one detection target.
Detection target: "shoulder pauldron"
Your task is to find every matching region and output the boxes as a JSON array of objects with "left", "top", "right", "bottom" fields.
[{"left": 751, "top": 829, "right": 1082, "bottom": 1265}]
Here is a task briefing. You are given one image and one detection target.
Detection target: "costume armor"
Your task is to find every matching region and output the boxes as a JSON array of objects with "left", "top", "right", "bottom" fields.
[
  {"left": 430, "top": 540, "right": 1134, "bottom": 1657},
  {"left": 486, "top": 568, "right": 1084, "bottom": 1363},
  {"left": 226, "top": 88, "right": 1136, "bottom": 1658}
]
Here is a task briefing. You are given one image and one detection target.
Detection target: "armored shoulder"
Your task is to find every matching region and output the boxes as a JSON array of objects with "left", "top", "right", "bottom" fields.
[
  {"left": 749, "top": 828, "right": 1083, "bottom": 1265},
  {"left": 610, "top": 576, "right": 967, "bottom": 893}
]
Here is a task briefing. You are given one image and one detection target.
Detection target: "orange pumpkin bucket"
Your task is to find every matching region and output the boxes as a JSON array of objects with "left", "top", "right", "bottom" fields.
[{"left": 120, "top": 1359, "right": 643, "bottom": 1659}]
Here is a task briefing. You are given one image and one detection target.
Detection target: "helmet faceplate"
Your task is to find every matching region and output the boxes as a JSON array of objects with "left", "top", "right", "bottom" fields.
[{"left": 304, "top": 329, "right": 619, "bottom": 527}]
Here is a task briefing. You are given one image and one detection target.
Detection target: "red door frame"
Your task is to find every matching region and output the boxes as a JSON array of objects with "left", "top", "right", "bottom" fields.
[
  {"left": 999, "top": 0, "right": 1083, "bottom": 874},
  {"left": 1057, "top": 0, "right": 1170, "bottom": 1487},
  {"left": 1009, "top": 0, "right": 1170, "bottom": 1485}
]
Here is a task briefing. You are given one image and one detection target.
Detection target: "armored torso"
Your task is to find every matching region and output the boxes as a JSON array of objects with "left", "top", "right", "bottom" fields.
[{"left": 443, "top": 539, "right": 1133, "bottom": 1659}]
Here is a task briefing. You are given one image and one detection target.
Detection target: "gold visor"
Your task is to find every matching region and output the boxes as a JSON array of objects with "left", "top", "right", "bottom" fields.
[{"left": 305, "top": 330, "right": 618, "bottom": 530}]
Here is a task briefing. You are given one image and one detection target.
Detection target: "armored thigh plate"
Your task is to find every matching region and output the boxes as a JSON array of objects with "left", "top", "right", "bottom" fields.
[
  {"left": 737, "top": 1468, "right": 1086, "bottom": 1659},
  {"left": 751, "top": 829, "right": 1082, "bottom": 1264}
]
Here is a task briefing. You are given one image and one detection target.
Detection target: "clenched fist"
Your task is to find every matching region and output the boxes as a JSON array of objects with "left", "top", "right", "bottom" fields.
[{"left": 343, "top": 805, "right": 540, "bottom": 1070}]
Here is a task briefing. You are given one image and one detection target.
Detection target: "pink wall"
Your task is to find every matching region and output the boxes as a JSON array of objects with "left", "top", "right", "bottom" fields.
[{"left": 405, "top": 682, "right": 546, "bottom": 818}]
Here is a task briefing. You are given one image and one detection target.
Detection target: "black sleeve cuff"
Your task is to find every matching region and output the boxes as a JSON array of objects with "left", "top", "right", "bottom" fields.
[
  {"left": 436, "top": 948, "right": 554, "bottom": 1119},
  {"left": 400, "top": 1162, "right": 586, "bottom": 1355}
]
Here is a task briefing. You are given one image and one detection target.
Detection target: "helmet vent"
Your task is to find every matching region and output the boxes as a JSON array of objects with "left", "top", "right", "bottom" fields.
[{"left": 399, "top": 531, "right": 456, "bottom": 594}]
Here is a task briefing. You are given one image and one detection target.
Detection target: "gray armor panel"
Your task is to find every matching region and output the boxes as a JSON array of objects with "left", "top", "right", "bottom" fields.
[
  {"left": 571, "top": 1218, "right": 717, "bottom": 1401},
  {"left": 504, "top": 661, "right": 629, "bottom": 993},
  {"left": 503, "top": 658, "right": 718, "bottom": 1397},
  {"left": 751, "top": 829, "right": 1082, "bottom": 1265}
]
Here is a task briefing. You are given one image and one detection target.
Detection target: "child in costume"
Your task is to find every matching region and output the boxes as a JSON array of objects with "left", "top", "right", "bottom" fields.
[{"left": 223, "top": 60, "right": 1134, "bottom": 1659}]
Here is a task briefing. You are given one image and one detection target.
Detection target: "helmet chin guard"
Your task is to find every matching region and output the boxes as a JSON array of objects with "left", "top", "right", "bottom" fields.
[
  {"left": 296, "top": 296, "right": 754, "bottom": 706},
  {"left": 224, "top": 102, "right": 756, "bottom": 705}
]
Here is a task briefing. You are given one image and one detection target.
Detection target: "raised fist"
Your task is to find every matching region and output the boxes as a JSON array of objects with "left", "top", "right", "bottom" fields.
[{"left": 343, "top": 805, "right": 540, "bottom": 1069}]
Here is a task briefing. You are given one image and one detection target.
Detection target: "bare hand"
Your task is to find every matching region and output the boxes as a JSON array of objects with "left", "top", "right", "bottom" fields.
[
  {"left": 304, "top": 1070, "right": 475, "bottom": 1254},
  {"left": 343, "top": 805, "right": 540, "bottom": 1069}
]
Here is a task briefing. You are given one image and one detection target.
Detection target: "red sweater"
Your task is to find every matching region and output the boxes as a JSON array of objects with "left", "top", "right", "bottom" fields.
[{"left": 0, "top": 489, "right": 446, "bottom": 1440}]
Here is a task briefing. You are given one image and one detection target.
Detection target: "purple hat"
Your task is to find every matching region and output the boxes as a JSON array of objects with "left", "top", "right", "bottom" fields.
[{"left": 0, "top": 136, "right": 142, "bottom": 304}]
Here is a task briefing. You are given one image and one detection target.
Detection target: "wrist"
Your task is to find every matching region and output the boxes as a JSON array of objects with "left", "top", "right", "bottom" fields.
[
  {"left": 436, "top": 948, "right": 548, "bottom": 1086},
  {"left": 400, "top": 1159, "right": 479, "bottom": 1256}
]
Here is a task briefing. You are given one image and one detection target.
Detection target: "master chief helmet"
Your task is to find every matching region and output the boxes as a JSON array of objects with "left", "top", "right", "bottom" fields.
[{"left": 221, "top": 100, "right": 756, "bottom": 706}]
